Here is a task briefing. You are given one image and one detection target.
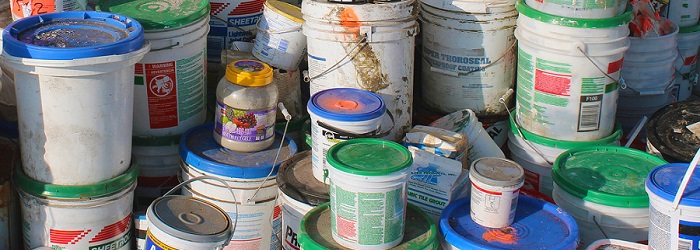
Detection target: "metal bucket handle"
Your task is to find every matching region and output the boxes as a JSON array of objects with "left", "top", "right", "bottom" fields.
[
  {"left": 499, "top": 88, "right": 555, "bottom": 165},
  {"left": 315, "top": 109, "right": 395, "bottom": 139}
]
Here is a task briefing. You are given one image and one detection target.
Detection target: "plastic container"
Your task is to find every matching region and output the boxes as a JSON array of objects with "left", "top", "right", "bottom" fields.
[
  {"left": 646, "top": 100, "right": 700, "bottom": 163},
  {"left": 10, "top": 0, "right": 87, "bottom": 20},
  {"left": 621, "top": 24, "right": 678, "bottom": 95},
  {"left": 215, "top": 59, "right": 278, "bottom": 152},
  {"left": 252, "top": 0, "right": 305, "bottom": 71},
  {"left": 428, "top": 109, "right": 506, "bottom": 165},
  {"left": 468, "top": 157, "right": 524, "bottom": 228},
  {"left": 586, "top": 239, "right": 649, "bottom": 250},
  {"left": 675, "top": 24, "right": 700, "bottom": 100},
  {"left": 661, "top": 0, "right": 700, "bottom": 28},
  {"left": 524, "top": 0, "right": 626, "bottom": 18},
  {"left": 131, "top": 135, "right": 181, "bottom": 210}
]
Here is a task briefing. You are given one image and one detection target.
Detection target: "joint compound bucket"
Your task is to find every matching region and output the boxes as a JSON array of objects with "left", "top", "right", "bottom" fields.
[
  {"left": 646, "top": 100, "right": 700, "bottom": 163},
  {"left": 15, "top": 164, "right": 138, "bottom": 250},
  {"left": 98, "top": 0, "right": 210, "bottom": 137},
  {"left": 468, "top": 157, "right": 524, "bottom": 228},
  {"left": 252, "top": 0, "right": 305, "bottom": 71},
  {"left": 514, "top": 1, "right": 631, "bottom": 141},
  {"left": 676, "top": 24, "right": 700, "bottom": 100},
  {"left": 419, "top": 3, "right": 517, "bottom": 116},
  {"left": 646, "top": 163, "right": 700, "bottom": 250},
  {"left": 621, "top": 25, "right": 679, "bottom": 96},
  {"left": 661, "top": 0, "right": 700, "bottom": 28},
  {"left": 10, "top": 0, "right": 87, "bottom": 20},
  {"left": 524, "top": 0, "right": 626, "bottom": 18},
  {"left": 207, "top": 0, "right": 265, "bottom": 65},
  {"left": 1, "top": 11, "right": 149, "bottom": 185},
  {"left": 302, "top": 0, "right": 418, "bottom": 141},
  {"left": 275, "top": 151, "right": 330, "bottom": 250},
  {"left": 552, "top": 146, "right": 668, "bottom": 246},
  {"left": 307, "top": 88, "right": 386, "bottom": 183},
  {"left": 132, "top": 135, "right": 182, "bottom": 210},
  {"left": 179, "top": 123, "right": 297, "bottom": 249},
  {"left": 326, "top": 139, "right": 413, "bottom": 249},
  {"left": 440, "top": 195, "right": 579, "bottom": 249}
]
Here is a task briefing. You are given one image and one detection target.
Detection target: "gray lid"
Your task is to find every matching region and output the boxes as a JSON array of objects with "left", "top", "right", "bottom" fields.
[
  {"left": 147, "top": 196, "right": 231, "bottom": 243},
  {"left": 469, "top": 157, "right": 524, "bottom": 187},
  {"left": 276, "top": 151, "right": 330, "bottom": 206}
]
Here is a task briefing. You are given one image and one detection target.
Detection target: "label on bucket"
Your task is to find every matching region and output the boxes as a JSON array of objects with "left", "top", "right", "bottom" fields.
[
  {"left": 36, "top": 214, "right": 132, "bottom": 250},
  {"left": 650, "top": 204, "right": 700, "bottom": 250},
  {"left": 215, "top": 102, "right": 275, "bottom": 142},
  {"left": 523, "top": 169, "right": 541, "bottom": 192},
  {"left": 225, "top": 205, "right": 282, "bottom": 250},
  {"left": 11, "top": 0, "right": 85, "bottom": 20},
  {"left": 470, "top": 181, "right": 519, "bottom": 228},
  {"left": 145, "top": 231, "right": 175, "bottom": 250},
  {"left": 207, "top": 0, "right": 264, "bottom": 63}
]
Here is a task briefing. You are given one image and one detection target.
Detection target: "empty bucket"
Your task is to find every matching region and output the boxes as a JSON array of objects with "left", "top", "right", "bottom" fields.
[
  {"left": 131, "top": 135, "right": 181, "bottom": 210},
  {"left": 620, "top": 24, "right": 678, "bottom": 95},
  {"left": 252, "top": 0, "right": 305, "bottom": 71},
  {"left": 646, "top": 100, "right": 700, "bottom": 163}
]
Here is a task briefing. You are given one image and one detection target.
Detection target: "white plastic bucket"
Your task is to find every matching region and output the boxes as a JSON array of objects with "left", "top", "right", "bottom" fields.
[
  {"left": 302, "top": 0, "right": 418, "bottom": 141},
  {"left": 419, "top": 3, "right": 517, "bottom": 116},
  {"left": 586, "top": 239, "right": 649, "bottom": 250},
  {"left": 524, "top": 0, "right": 626, "bottom": 18},
  {"left": 468, "top": 157, "right": 524, "bottom": 228},
  {"left": 662, "top": 0, "right": 700, "bottom": 28},
  {"left": 252, "top": 0, "right": 305, "bottom": 71},
  {"left": 207, "top": 0, "right": 265, "bottom": 65},
  {"left": 10, "top": 0, "right": 87, "bottom": 20},
  {"left": 514, "top": 2, "right": 630, "bottom": 141},
  {"left": 132, "top": 135, "right": 182, "bottom": 210},
  {"left": 617, "top": 89, "right": 673, "bottom": 135},
  {"left": 420, "top": 0, "right": 515, "bottom": 13},
  {"left": 675, "top": 25, "right": 700, "bottom": 101},
  {"left": 621, "top": 26, "right": 679, "bottom": 95}
]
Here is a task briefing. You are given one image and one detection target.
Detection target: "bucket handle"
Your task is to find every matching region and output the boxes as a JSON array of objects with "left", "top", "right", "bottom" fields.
[
  {"left": 424, "top": 41, "right": 517, "bottom": 77},
  {"left": 619, "top": 75, "right": 676, "bottom": 95},
  {"left": 671, "top": 148, "right": 700, "bottom": 210},
  {"left": 576, "top": 46, "right": 623, "bottom": 86},
  {"left": 499, "top": 89, "right": 555, "bottom": 165},
  {"left": 248, "top": 103, "right": 293, "bottom": 203},
  {"left": 315, "top": 110, "right": 395, "bottom": 139}
]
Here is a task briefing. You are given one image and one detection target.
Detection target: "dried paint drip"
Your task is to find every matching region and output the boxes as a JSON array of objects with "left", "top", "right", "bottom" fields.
[{"left": 482, "top": 228, "right": 519, "bottom": 244}]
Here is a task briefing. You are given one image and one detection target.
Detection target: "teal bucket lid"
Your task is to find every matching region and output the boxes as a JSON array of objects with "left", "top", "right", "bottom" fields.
[
  {"left": 97, "top": 0, "right": 210, "bottom": 30},
  {"left": 515, "top": 0, "right": 633, "bottom": 28},
  {"left": 326, "top": 138, "right": 412, "bottom": 176},
  {"left": 553, "top": 146, "right": 668, "bottom": 208},
  {"left": 14, "top": 163, "right": 139, "bottom": 199},
  {"left": 509, "top": 111, "right": 623, "bottom": 149}
]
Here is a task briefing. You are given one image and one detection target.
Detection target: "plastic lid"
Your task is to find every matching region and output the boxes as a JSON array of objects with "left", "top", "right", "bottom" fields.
[
  {"left": 307, "top": 88, "right": 386, "bottom": 122},
  {"left": 265, "top": 0, "right": 304, "bottom": 23},
  {"left": 147, "top": 196, "right": 231, "bottom": 243},
  {"left": 440, "top": 195, "right": 578, "bottom": 250},
  {"left": 647, "top": 163, "right": 700, "bottom": 207},
  {"left": 97, "top": 0, "right": 209, "bottom": 30},
  {"left": 515, "top": 0, "right": 633, "bottom": 28},
  {"left": 179, "top": 123, "right": 298, "bottom": 179},
  {"left": 646, "top": 100, "right": 700, "bottom": 163},
  {"left": 14, "top": 163, "right": 138, "bottom": 199},
  {"left": 225, "top": 60, "right": 274, "bottom": 87},
  {"left": 553, "top": 146, "right": 667, "bottom": 208},
  {"left": 680, "top": 23, "right": 700, "bottom": 34},
  {"left": 132, "top": 134, "right": 181, "bottom": 147},
  {"left": 326, "top": 138, "right": 412, "bottom": 176},
  {"left": 470, "top": 157, "right": 524, "bottom": 187},
  {"left": 276, "top": 151, "right": 330, "bottom": 206},
  {"left": 2, "top": 11, "right": 145, "bottom": 60},
  {"left": 509, "top": 111, "right": 623, "bottom": 149}
]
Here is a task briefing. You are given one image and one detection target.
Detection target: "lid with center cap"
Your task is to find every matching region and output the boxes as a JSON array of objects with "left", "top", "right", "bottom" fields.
[
  {"left": 147, "top": 196, "right": 232, "bottom": 242},
  {"left": 307, "top": 88, "right": 385, "bottom": 122},
  {"left": 469, "top": 157, "right": 524, "bottom": 187},
  {"left": 97, "top": 0, "right": 209, "bottom": 30}
]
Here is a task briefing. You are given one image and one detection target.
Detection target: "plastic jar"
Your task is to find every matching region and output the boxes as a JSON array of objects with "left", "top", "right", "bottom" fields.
[{"left": 214, "top": 60, "right": 278, "bottom": 152}]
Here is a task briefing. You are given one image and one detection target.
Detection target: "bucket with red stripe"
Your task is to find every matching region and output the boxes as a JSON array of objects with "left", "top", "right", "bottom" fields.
[
  {"left": 468, "top": 157, "right": 524, "bottom": 228},
  {"left": 131, "top": 135, "right": 182, "bottom": 210},
  {"left": 207, "top": 0, "right": 265, "bottom": 66}
]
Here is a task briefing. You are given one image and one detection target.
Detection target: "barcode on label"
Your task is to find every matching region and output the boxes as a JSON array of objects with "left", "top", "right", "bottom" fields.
[
  {"left": 679, "top": 239, "right": 692, "bottom": 250},
  {"left": 578, "top": 95, "right": 602, "bottom": 132}
]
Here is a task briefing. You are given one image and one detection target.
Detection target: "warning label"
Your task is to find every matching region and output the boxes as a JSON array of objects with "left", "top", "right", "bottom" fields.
[{"left": 145, "top": 62, "right": 179, "bottom": 129}]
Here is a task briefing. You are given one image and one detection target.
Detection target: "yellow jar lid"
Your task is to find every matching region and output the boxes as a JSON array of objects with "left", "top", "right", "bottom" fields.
[{"left": 225, "top": 60, "right": 274, "bottom": 86}]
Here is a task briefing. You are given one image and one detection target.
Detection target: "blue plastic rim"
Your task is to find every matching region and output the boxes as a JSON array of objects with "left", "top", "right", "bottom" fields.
[
  {"left": 647, "top": 163, "right": 700, "bottom": 207},
  {"left": 307, "top": 88, "right": 385, "bottom": 122},
  {"left": 3, "top": 11, "right": 144, "bottom": 60}
]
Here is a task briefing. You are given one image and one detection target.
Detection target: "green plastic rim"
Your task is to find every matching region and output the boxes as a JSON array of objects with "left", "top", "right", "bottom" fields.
[
  {"left": 298, "top": 202, "right": 331, "bottom": 250},
  {"left": 132, "top": 134, "right": 181, "bottom": 147},
  {"left": 14, "top": 163, "right": 139, "bottom": 199},
  {"left": 680, "top": 23, "right": 700, "bottom": 34},
  {"left": 509, "top": 111, "right": 623, "bottom": 149},
  {"left": 515, "top": 0, "right": 633, "bottom": 28},
  {"left": 326, "top": 138, "right": 412, "bottom": 176},
  {"left": 97, "top": 0, "right": 210, "bottom": 30}
]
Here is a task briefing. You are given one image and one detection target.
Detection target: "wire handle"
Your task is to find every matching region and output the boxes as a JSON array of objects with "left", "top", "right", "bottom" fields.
[
  {"left": 672, "top": 147, "right": 700, "bottom": 210},
  {"left": 500, "top": 89, "right": 554, "bottom": 165}
]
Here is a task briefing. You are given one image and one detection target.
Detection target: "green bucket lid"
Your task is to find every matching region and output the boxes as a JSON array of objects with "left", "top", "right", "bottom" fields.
[
  {"left": 132, "top": 134, "right": 182, "bottom": 147},
  {"left": 680, "top": 23, "right": 700, "bottom": 34},
  {"left": 326, "top": 138, "right": 412, "bottom": 176},
  {"left": 97, "top": 0, "right": 210, "bottom": 30},
  {"left": 552, "top": 146, "right": 667, "bottom": 208},
  {"left": 509, "top": 111, "right": 623, "bottom": 149},
  {"left": 14, "top": 163, "right": 139, "bottom": 199},
  {"left": 515, "top": 0, "right": 633, "bottom": 29}
]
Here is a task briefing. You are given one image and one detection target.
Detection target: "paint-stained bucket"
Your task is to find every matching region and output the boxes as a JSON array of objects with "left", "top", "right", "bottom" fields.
[
  {"left": 132, "top": 135, "right": 181, "bottom": 210},
  {"left": 2, "top": 11, "right": 149, "bottom": 185},
  {"left": 676, "top": 24, "right": 700, "bottom": 100},
  {"left": 468, "top": 157, "right": 524, "bottom": 228},
  {"left": 646, "top": 100, "right": 700, "bottom": 163},
  {"left": 0, "top": 137, "right": 20, "bottom": 250},
  {"left": 252, "top": 0, "right": 305, "bottom": 71},
  {"left": 207, "top": 0, "right": 265, "bottom": 65},
  {"left": 10, "top": 0, "right": 87, "bottom": 20},
  {"left": 299, "top": 202, "right": 438, "bottom": 250},
  {"left": 440, "top": 195, "right": 579, "bottom": 249},
  {"left": 661, "top": 0, "right": 700, "bottom": 28},
  {"left": 276, "top": 151, "right": 330, "bottom": 250},
  {"left": 15, "top": 164, "right": 138, "bottom": 249},
  {"left": 524, "top": 0, "right": 626, "bottom": 18},
  {"left": 552, "top": 146, "right": 667, "bottom": 246},
  {"left": 302, "top": 0, "right": 418, "bottom": 141},
  {"left": 327, "top": 139, "right": 413, "bottom": 249},
  {"left": 620, "top": 24, "right": 678, "bottom": 97},
  {"left": 98, "top": 0, "right": 209, "bottom": 137},
  {"left": 514, "top": 1, "right": 630, "bottom": 141}
]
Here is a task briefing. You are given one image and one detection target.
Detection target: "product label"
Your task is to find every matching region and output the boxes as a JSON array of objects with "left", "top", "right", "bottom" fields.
[
  {"left": 422, "top": 46, "right": 491, "bottom": 74},
  {"left": 215, "top": 101, "right": 276, "bottom": 142},
  {"left": 224, "top": 205, "right": 282, "bottom": 250},
  {"left": 145, "top": 231, "right": 176, "bottom": 250},
  {"left": 270, "top": 206, "right": 282, "bottom": 250},
  {"left": 45, "top": 214, "right": 132, "bottom": 250},
  {"left": 11, "top": 0, "right": 83, "bottom": 19},
  {"left": 208, "top": 0, "right": 264, "bottom": 63},
  {"left": 306, "top": 54, "right": 328, "bottom": 84},
  {"left": 470, "top": 182, "right": 519, "bottom": 227},
  {"left": 649, "top": 204, "right": 672, "bottom": 250}
]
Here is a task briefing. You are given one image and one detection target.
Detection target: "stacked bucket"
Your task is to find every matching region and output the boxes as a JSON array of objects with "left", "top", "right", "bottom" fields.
[{"left": 664, "top": 0, "right": 700, "bottom": 99}]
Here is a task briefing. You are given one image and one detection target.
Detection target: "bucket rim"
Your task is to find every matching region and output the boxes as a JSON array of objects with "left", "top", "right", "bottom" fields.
[
  {"left": 680, "top": 23, "right": 700, "bottom": 34},
  {"left": 96, "top": 0, "right": 210, "bottom": 30},
  {"left": 276, "top": 151, "right": 330, "bottom": 206},
  {"left": 646, "top": 163, "right": 700, "bottom": 207},
  {"left": 133, "top": 134, "right": 182, "bottom": 147},
  {"left": 509, "top": 111, "right": 623, "bottom": 149},
  {"left": 265, "top": 0, "right": 304, "bottom": 24},
  {"left": 147, "top": 195, "right": 232, "bottom": 243},
  {"left": 307, "top": 88, "right": 386, "bottom": 122},
  {"left": 515, "top": 0, "right": 633, "bottom": 29},
  {"left": 326, "top": 138, "right": 412, "bottom": 176},
  {"left": 646, "top": 100, "right": 700, "bottom": 163}
]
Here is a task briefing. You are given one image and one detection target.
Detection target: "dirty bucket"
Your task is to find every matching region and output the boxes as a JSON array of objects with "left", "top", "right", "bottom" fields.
[
  {"left": 524, "top": 0, "right": 626, "bottom": 18},
  {"left": 552, "top": 146, "right": 667, "bottom": 246},
  {"left": 10, "top": 0, "right": 87, "bottom": 20},
  {"left": 675, "top": 24, "right": 700, "bottom": 100},
  {"left": 440, "top": 195, "right": 579, "bottom": 249},
  {"left": 207, "top": 0, "right": 265, "bottom": 65},
  {"left": 0, "top": 137, "right": 20, "bottom": 250},
  {"left": 327, "top": 139, "right": 413, "bottom": 249},
  {"left": 514, "top": 0, "right": 631, "bottom": 141},
  {"left": 468, "top": 157, "right": 524, "bottom": 228},
  {"left": 302, "top": 0, "right": 418, "bottom": 141},
  {"left": 252, "top": 0, "right": 305, "bottom": 71},
  {"left": 621, "top": 24, "right": 679, "bottom": 96},
  {"left": 132, "top": 135, "right": 182, "bottom": 209},
  {"left": 419, "top": 3, "right": 517, "bottom": 116},
  {"left": 98, "top": 0, "right": 210, "bottom": 137},
  {"left": 15, "top": 164, "right": 138, "bottom": 249},
  {"left": 646, "top": 100, "right": 700, "bottom": 163},
  {"left": 428, "top": 109, "right": 506, "bottom": 165},
  {"left": 661, "top": 0, "right": 700, "bottom": 28},
  {"left": 2, "top": 11, "right": 149, "bottom": 185},
  {"left": 585, "top": 239, "right": 649, "bottom": 250}
]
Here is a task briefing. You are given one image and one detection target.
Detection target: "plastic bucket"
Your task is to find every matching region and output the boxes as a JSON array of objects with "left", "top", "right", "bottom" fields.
[
  {"left": 480, "top": 115, "right": 509, "bottom": 149},
  {"left": 552, "top": 146, "right": 667, "bottom": 246},
  {"left": 302, "top": 0, "right": 418, "bottom": 141},
  {"left": 207, "top": 0, "right": 265, "bottom": 65},
  {"left": 514, "top": 1, "right": 631, "bottom": 141},
  {"left": 662, "top": 0, "right": 700, "bottom": 28},
  {"left": 2, "top": 11, "right": 149, "bottom": 185},
  {"left": 419, "top": 3, "right": 517, "bottom": 116},
  {"left": 524, "top": 0, "right": 625, "bottom": 18},
  {"left": 10, "top": 0, "right": 87, "bottom": 20},
  {"left": 675, "top": 25, "right": 700, "bottom": 100},
  {"left": 0, "top": 137, "right": 20, "bottom": 250},
  {"left": 98, "top": 0, "right": 210, "bottom": 137},
  {"left": 428, "top": 109, "right": 507, "bottom": 165},
  {"left": 646, "top": 100, "right": 700, "bottom": 163},
  {"left": 132, "top": 135, "right": 182, "bottom": 210},
  {"left": 621, "top": 25, "right": 679, "bottom": 95},
  {"left": 15, "top": 165, "right": 138, "bottom": 249},
  {"left": 252, "top": 0, "right": 305, "bottom": 71},
  {"left": 468, "top": 157, "right": 524, "bottom": 228},
  {"left": 326, "top": 139, "right": 413, "bottom": 249},
  {"left": 646, "top": 163, "right": 700, "bottom": 250},
  {"left": 586, "top": 239, "right": 649, "bottom": 250}
]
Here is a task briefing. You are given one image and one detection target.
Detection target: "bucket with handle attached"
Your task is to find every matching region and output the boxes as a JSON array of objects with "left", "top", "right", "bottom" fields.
[
  {"left": 675, "top": 24, "right": 700, "bottom": 100},
  {"left": 252, "top": 0, "right": 305, "bottom": 71}
]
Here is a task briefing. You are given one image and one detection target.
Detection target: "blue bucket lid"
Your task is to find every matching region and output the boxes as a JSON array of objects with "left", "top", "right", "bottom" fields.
[
  {"left": 307, "top": 88, "right": 385, "bottom": 122},
  {"left": 3, "top": 11, "right": 144, "bottom": 60},
  {"left": 179, "top": 123, "right": 298, "bottom": 179},
  {"left": 440, "top": 195, "right": 579, "bottom": 250},
  {"left": 647, "top": 163, "right": 700, "bottom": 207}
]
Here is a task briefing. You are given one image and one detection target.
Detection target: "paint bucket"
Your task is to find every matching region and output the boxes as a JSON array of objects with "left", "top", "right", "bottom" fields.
[
  {"left": 552, "top": 146, "right": 668, "bottom": 246},
  {"left": 302, "top": 0, "right": 418, "bottom": 141},
  {"left": 646, "top": 163, "right": 700, "bottom": 250},
  {"left": 134, "top": 211, "right": 148, "bottom": 250},
  {"left": 675, "top": 24, "right": 700, "bottom": 100},
  {"left": 98, "top": 0, "right": 210, "bottom": 137},
  {"left": 661, "top": 0, "right": 700, "bottom": 28},
  {"left": 207, "top": 0, "right": 265, "bottom": 65},
  {"left": 419, "top": 3, "right": 517, "bottom": 116},
  {"left": 514, "top": 1, "right": 631, "bottom": 141},
  {"left": 276, "top": 151, "right": 330, "bottom": 250},
  {"left": 307, "top": 88, "right": 387, "bottom": 183},
  {"left": 132, "top": 135, "right": 181, "bottom": 210},
  {"left": 2, "top": 11, "right": 149, "bottom": 185},
  {"left": 440, "top": 195, "right": 579, "bottom": 249},
  {"left": 179, "top": 123, "right": 297, "bottom": 249},
  {"left": 252, "top": 0, "right": 305, "bottom": 71},
  {"left": 327, "top": 139, "right": 413, "bottom": 249},
  {"left": 585, "top": 239, "right": 649, "bottom": 250},
  {"left": 620, "top": 25, "right": 679, "bottom": 96},
  {"left": 15, "top": 164, "right": 138, "bottom": 249},
  {"left": 299, "top": 202, "right": 438, "bottom": 250},
  {"left": 10, "top": 0, "right": 87, "bottom": 20},
  {"left": 468, "top": 157, "right": 524, "bottom": 228},
  {"left": 0, "top": 137, "right": 20, "bottom": 250},
  {"left": 524, "top": 0, "right": 626, "bottom": 18},
  {"left": 646, "top": 100, "right": 700, "bottom": 163}
]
